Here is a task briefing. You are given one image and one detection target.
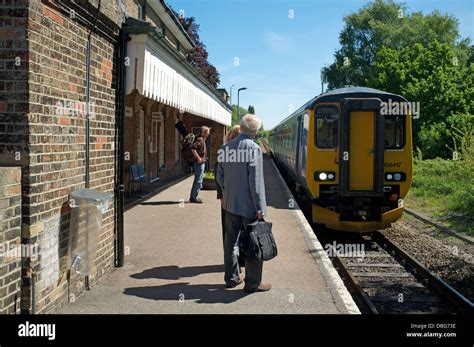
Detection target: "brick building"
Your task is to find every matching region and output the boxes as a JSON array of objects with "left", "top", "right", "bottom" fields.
[
  {"left": 0, "top": 167, "right": 22, "bottom": 313},
  {"left": 123, "top": 1, "right": 231, "bottom": 195},
  {"left": 0, "top": 0, "right": 230, "bottom": 314}
]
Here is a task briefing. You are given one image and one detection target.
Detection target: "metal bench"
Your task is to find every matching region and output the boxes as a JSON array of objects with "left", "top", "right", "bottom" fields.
[{"left": 129, "top": 164, "right": 159, "bottom": 194}]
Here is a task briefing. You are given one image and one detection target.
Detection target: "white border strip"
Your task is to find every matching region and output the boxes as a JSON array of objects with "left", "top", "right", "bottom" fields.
[{"left": 269, "top": 159, "right": 360, "bottom": 314}]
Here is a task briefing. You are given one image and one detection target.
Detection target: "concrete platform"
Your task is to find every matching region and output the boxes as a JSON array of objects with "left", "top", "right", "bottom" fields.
[{"left": 56, "top": 156, "right": 359, "bottom": 314}]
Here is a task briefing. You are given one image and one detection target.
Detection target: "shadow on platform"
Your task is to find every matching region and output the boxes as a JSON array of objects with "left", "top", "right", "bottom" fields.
[
  {"left": 139, "top": 200, "right": 186, "bottom": 206},
  {"left": 131, "top": 265, "right": 224, "bottom": 280},
  {"left": 123, "top": 282, "right": 247, "bottom": 304}
]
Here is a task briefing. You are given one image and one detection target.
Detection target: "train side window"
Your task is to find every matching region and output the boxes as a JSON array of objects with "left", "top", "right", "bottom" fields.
[
  {"left": 385, "top": 115, "right": 405, "bottom": 149},
  {"left": 315, "top": 106, "right": 339, "bottom": 149}
]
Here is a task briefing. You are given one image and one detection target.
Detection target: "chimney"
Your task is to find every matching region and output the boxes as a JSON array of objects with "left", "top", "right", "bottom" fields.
[{"left": 217, "top": 88, "right": 229, "bottom": 103}]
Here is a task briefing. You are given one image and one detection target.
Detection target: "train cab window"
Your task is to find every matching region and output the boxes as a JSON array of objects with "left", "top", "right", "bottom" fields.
[
  {"left": 385, "top": 115, "right": 405, "bottom": 149},
  {"left": 315, "top": 106, "right": 339, "bottom": 148}
]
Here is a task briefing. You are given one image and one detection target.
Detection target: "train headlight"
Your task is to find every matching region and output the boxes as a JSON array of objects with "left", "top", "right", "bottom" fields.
[
  {"left": 315, "top": 171, "right": 336, "bottom": 181},
  {"left": 385, "top": 172, "right": 406, "bottom": 182}
]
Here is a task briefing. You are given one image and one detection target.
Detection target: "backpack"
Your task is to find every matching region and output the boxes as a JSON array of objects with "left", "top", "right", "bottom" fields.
[{"left": 182, "top": 133, "right": 196, "bottom": 165}]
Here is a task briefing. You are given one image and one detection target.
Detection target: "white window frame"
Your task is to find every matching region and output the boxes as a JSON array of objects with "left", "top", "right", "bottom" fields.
[
  {"left": 150, "top": 112, "right": 162, "bottom": 154},
  {"left": 137, "top": 4, "right": 143, "bottom": 20}
]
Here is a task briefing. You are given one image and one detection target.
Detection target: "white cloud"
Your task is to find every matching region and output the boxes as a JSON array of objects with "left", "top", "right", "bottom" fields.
[{"left": 264, "top": 31, "right": 293, "bottom": 52}]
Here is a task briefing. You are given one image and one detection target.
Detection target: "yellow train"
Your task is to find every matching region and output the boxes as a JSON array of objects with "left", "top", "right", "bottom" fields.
[{"left": 268, "top": 87, "right": 413, "bottom": 232}]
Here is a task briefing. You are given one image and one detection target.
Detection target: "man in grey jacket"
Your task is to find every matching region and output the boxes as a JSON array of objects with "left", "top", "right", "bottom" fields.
[{"left": 217, "top": 114, "right": 271, "bottom": 293}]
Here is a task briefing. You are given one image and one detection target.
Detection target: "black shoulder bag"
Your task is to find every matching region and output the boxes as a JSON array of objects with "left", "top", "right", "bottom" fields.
[{"left": 241, "top": 220, "right": 278, "bottom": 262}]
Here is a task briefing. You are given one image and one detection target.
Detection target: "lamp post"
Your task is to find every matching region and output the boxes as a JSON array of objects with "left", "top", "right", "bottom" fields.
[
  {"left": 237, "top": 87, "right": 247, "bottom": 118},
  {"left": 229, "top": 84, "right": 235, "bottom": 107}
]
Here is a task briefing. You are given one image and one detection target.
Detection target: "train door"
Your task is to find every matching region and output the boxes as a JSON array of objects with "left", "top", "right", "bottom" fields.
[
  {"left": 301, "top": 112, "right": 308, "bottom": 178},
  {"left": 296, "top": 113, "right": 309, "bottom": 178},
  {"left": 340, "top": 98, "right": 384, "bottom": 195},
  {"left": 295, "top": 115, "right": 302, "bottom": 174},
  {"left": 349, "top": 111, "right": 374, "bottom": 190}
]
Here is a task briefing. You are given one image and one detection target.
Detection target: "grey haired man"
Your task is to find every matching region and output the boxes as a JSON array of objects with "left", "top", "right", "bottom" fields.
[{"left": 217, "top": 114, "right": 271, "bottom": 293}]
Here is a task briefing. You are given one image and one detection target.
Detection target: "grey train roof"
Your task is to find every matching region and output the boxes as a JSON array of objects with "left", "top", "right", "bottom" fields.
[
  {"left": 273, "top": 86, "right": 407, "bottom": 129},
  {"left": 310, "top": 86, "right": 407, "bottom": 106}
]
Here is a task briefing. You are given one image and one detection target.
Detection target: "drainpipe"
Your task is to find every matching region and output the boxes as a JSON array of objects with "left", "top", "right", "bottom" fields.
[
  {"left": 85, "top": 0, "right": 102, "bottom": 188},
  {"left": 114, "top": 28, "right": 128, "bottom": 268},
  {"left": 112, "top": 1, "right": 129, "bottom": 269}
]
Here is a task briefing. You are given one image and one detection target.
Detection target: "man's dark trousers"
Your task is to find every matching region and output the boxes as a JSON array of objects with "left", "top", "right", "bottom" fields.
[{"left": 224, "top": 210, "right": 263, "bottom": 287}]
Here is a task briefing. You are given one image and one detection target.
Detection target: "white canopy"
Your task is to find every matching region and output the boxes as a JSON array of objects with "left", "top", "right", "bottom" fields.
[{"left": 126, "top": 34, "right": 231, "bottom": 126}]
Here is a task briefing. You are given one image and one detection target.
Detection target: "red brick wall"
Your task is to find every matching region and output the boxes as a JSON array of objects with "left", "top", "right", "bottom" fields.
[
  {"left": 0, "top": 0, "right": 32, "bottom": 314},
  {"left": 162, "top": 106, "right": 177, "bottom": 177},
  {"left": 123, "top": 96, "right": 187, "bottom": 196},
  {"left": 0, "top": 167, "right": 22, "bottom": 314},
  {"left": 0, "top": 1, "right": 30, "bottom": 168},
  {"left": 0, "top": 0, "right": 228, "bottom": 314},
  {"left": 0, "top": 0, "right": 125, "bottom": 314},
  {"left": 123, "top": 94, "right": 228, "bottom": 196},
  {"left": 123, "top": 96, "right": 138, "bottom": 193}
]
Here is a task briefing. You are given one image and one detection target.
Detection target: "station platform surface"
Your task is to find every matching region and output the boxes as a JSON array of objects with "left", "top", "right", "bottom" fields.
[{"left": 56, "top": 156, "right": 359, "bottom": 314}]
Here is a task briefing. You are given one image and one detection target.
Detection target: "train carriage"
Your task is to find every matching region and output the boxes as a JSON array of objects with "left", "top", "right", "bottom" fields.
[{"left": 268, "top": 87, "right": 413, "bottom": 233}]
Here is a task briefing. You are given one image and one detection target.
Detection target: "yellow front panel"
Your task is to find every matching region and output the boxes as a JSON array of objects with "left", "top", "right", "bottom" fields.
[
  {"left": 349, "top": 111, "right": 375, "bottom": 190},
  {"left": 306, "top": 107, "right": 340, "bottom": 199},
  {"left": 312, "top": 205, "right": 403, "bottom": 233}
]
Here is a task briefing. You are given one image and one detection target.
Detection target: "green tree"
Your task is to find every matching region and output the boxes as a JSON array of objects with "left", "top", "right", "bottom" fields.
[
  {"left": 258, "top": 129, "right": 270, "bottom": 142},
  {"left": 231, "top": 105, "right": 249, "bottom": 126},
  {"left": 372, "top": 41, "right": 473, "bottom": 158},
  {"left": 174, "top": 13, "right": 221, "bottom": 87},
  {"left": 247, "top": 105, "right": 255, "bottom": 114},
  {"left": 323, "top": 0, "right": 462, "bottom": 89},
  {"left": 323, "top": 0, "right": 473, "bottom": 159}
]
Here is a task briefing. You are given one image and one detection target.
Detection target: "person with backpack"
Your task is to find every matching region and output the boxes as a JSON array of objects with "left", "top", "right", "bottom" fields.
[{"left": 189, "top": 126, "right": 210, "bottom": 203}]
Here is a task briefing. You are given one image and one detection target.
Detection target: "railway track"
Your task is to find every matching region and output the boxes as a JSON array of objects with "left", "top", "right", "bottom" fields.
[
  {"left": 403, "top": 208, "right": 474, "bottom": 245},
  {"left": 317, "top": 228, "right": 474, "bottom": 314},
  {"left": 266, "top": 146, "right": 473, "bottom": 314}
]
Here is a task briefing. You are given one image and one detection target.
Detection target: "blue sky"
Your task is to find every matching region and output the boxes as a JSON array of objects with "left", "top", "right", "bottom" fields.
[{"left": 169, "top": 0, "right": 473, "bottom": 129}]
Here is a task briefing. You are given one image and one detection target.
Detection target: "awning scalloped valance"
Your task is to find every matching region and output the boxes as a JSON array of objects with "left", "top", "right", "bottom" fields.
[{"left": 126, "top": 37, "right": 231, "bottom": 127}]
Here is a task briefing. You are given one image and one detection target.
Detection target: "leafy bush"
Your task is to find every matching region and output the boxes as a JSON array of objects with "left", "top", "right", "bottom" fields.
[
  {"left": 407, "top": 158, "right": 474, "bottom": 235},
  {"left": 446, "top": 113, "right": 474, "bottom": 167},
  {"left": 203, "top": 170, "right": 215, "bottom": 180},
  {"left": 417, "top": 122, "right": 451, "bottom": 159},
  {"left": 322, "top": 0, "right": 473, "bottom": 160}
]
